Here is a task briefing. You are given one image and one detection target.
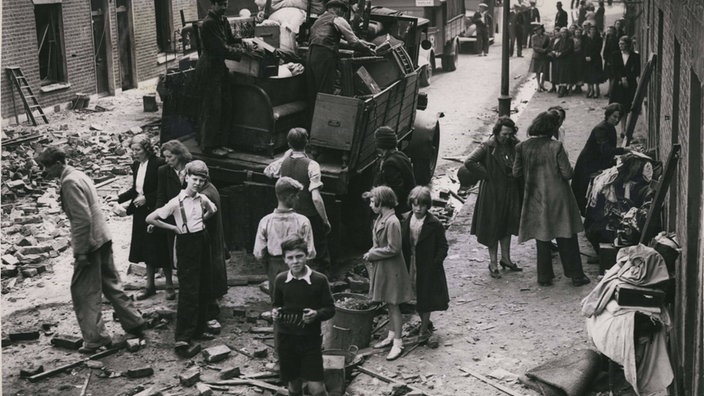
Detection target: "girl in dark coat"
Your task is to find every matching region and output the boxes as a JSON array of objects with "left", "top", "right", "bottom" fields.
[
  {"left": 550, "top": 27, "right": 574, "bottom": 97},
  {"left": 609, "top": 35, "right": 640, "bottom": 135},
  {"left": 117, "top": 135, "right": 171, "bottom": 300},
  {"left": 401, "top": 186, "right": 449, "bottom": 340},
  {"left": 465, "top": 117, "right": 523, "bottom": 279},
  {"left": 583, "top": 25, "right": 604, "bottom": 98},
  {"left": 571, "top": 103, "right": 627, "bottom": 216}
]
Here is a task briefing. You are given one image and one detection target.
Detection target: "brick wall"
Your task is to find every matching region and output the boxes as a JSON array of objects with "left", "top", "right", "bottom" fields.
[
  {"left": 1, "top": 0, "right": 95, "bottom": 119},
  {"left": 1, "top": 0, "right": 198, "bottom": 120},
  {"left": 640, "top": 1, "right": 704, "bottom": 394}
]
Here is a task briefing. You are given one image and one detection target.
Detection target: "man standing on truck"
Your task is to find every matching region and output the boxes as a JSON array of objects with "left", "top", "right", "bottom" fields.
[
  {"left": 197, "top": 0, "right": 252, "bottom": 157},
  {"left": 307, "top": 0, "right": 375, "bottom": 105},
  {"left": 279, "top": 128, "right": 333, "bottom": 277}
]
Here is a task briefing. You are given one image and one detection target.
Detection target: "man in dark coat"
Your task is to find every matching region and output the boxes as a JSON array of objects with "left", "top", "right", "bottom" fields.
[
  {"left": 472, "top": 3, "right": 492, "bottom": 56},
  {"left": 372, "top": 126, "right": 416, "bottom": 215},
  {"left": 555, "top": 1, "right": 568, "bottom": 30},
  {"left": 509, "top": 4, "right": 525, "bottom": 57},
  {"left": 523, "top": 1, "right": 540, "bottom": 48},
  {"left": 197, "top": 0, "right": 250, "bottom": 157},
  {"left": 307, "top": 0, "right": 375, "bottom": 106}
]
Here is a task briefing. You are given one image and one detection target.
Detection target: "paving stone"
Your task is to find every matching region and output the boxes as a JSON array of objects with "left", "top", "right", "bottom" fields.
[
  {"left": 51, "top": 334, "right": 83, "bottom": 350},
  {"left": 202, "top": 344, "right": 231, "bottom": 363},
  {"left": 126, "top": 366, "right": 154, "bottom": 378},
  {"left": 126, "top": 338, "right": 142, "bottom": 352},
  {"left": 179, "top": 367, "right": 200, "bottom": 387},
  {"left": 220, "top": 366, "right": 241, "bottom": 379}
]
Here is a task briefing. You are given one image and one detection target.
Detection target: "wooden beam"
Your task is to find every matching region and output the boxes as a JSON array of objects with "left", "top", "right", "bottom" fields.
[{"left": 458, "top": 367, "right": 526, "bottom": 396}]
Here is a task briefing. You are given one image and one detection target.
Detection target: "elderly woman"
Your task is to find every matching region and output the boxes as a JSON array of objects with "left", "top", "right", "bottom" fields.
[
  {"left": 117, "top": 135, "right": 171, "bottom": 300},
  {"left": 530, "top": 24, "right": 550, "bottom": 92},
  {"left": 572, "top": 103, "right": 627, "bottom": 214},
  {"left": 550, "top": 27, "right": 574, "bottom": 97},
  {"left": 152, "top": 139, "right": 193, "bottom": 300},
  {"left": 583, "top": 25, "right": 604, "bottom": 98},
  {"left": 513, "top": 112, "right": 590, "bottom": 287},
  {"left": 465, "top": 117, "right": 523, "bottom": 279}
]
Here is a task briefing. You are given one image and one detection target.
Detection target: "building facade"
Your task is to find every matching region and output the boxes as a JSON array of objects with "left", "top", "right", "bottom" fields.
[
  {"left": 634, "top": 0, "right": 703, "bottom": 394},
  {"left": 1, "top": 0, "right": 198, "bottom": 122}
]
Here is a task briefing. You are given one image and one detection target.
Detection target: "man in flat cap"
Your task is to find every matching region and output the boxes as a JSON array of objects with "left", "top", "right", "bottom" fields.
[
  {"left": 555, "top": 2, "right": 568, "bottom": 30},
  {"left": 472, "top": 3, "right": 491, "bottom": 56},
  {"left": 307, "top": 0, "right": 375, "bottom": 105},
  {"left": 372, "top": 126, "right": 416, "bottom": 215},
  {"left": 36, "top": 146, "right": 146, "bottom": 354}
]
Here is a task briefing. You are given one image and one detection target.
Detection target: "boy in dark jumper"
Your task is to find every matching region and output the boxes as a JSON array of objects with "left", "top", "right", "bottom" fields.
[{"left": 272, "top": 236, "right": 335, "bottom": 396}]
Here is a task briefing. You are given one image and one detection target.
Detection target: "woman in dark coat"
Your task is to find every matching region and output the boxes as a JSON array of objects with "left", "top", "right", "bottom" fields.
[
  {"left": 117, "top": 135, "right": 171, "bottom": 300},
  {"left": 569, "top": 26, "right": 585, "bottom": 93},
  {"left": 609, "top": 35, "right": 640, "bottom": 135},
  {"left": 571, "top": 103, "right": 626, "bottom": 215},
  {"left": 583, "top": 25, "right": 604, "bottom": 98},
  {"left": 603, "top": 26, "right": 619, "bottom": 97},
  {"left": 550, "top": 27, "right": 574, "bottom": 97},
  {"left": 512, "top": 112, "right": 590, "bottom": 287},
  {"left": 401, "top": 186, "right": 449, "bottom": 340},
  {"left": 465, "top": 117, "right": 522, "bottom": 279},
  {"left": 154, "top": 139, "right": 193, "bottom": 300}
]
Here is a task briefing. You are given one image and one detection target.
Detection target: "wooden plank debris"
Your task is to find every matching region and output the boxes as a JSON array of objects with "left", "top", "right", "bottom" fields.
[{"left": 458, "top": 367, "right": 526, "bottom": 396}]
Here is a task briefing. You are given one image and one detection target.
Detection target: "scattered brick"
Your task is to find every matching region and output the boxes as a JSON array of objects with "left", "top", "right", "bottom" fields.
[
  {"left": 17, "top": 245, "right": 52, "bottom": 255},
  {"left": 27, "top": 264, "right": 47, "bottom": 274},
  {"left": 253, "top": 346, "right": 268, "bottom": 358},
  {"left": 126, "top": 338, "right": 142, "bottom": 352},
  {"left": 220, "top": 366, "right": 241, "bottom": 379},
  {"left": 19, "top": 364, "right": 44, "bottom": 378},
  {"left": 202, "top": 344, "right": 231, "bottom": 363},
  {"left": 9, "top": 330, "right": 40, "bottom": 341},
  {"left": 1, "top": 265, "right": 18, "bottom": 277},
  {"left": 249, "top": 327, "right": 274, "bottom": 334},
  {"left": 14, "top": 215, "right": 42, "bottom": 225},
  {"left": 196, "top": 382, "right": 213, "bottom": 396},
  {"left": 126, "top": 366, "right": 154, "bottom": 378},
  {"left": 178, "top": 343, "right": 202, "bottom": 359},
  {"left": 86, "top": 360, "right": 104, "bottom": 369},
  {"left": 127, "top": 263, "right": 147, "bottom": 277},
  {"left": 179, "top": 367, "right": 200, "bottom": 387},
  {"left": 51, "top": 334, "right": 83, "bottom": 350},
  {"left": 21, "top": 268, "right": 39, "bottom": 278},
  {"left": 207, "top": 320, "right": 221, "bottom": 335},
  {"left": 16, "top": 236, "right": 37, "bottom": 247},
  {"left": 232, "top": 306, "right": 247, "bottom": 318},
  {"left": 2, "top": 336, "right": 12, "bottom": 347},
  {"left": 246, "top": 311, "right": 260, "bottom": 323}
]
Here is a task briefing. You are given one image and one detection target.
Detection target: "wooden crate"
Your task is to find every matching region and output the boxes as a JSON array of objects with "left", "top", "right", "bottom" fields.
[{"left": 310, "top": 94, "right": 363, "bottom": 151}]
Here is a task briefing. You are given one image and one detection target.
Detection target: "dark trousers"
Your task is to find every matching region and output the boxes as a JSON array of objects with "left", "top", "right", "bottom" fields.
[
  {"left": 174, "top": 231, "right": 210, "bottom": 342},
  {"left": 199, "top": 68, "right": 232, "bottom": 151},
  {"left": 307, "top": 46, "right": 337, "bottom": 107},
  {"left": 476, "top": 27, "right": 490, "bottom": 54},
  {"left": 535, "top": 235, "right": 585, "bottom": 283},
  {"left": 72, "top": 242, "right": 145, "bottom": 348},
  {"left": 309, "top": 214, "right": 331, "bottom": 275},
  {"left": 509, "top": 29, "right": 523, "bottom": 56}
]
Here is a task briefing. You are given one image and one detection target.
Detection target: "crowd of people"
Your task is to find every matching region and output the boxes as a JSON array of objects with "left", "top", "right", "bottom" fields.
[{"left": 526, "top": 1, "right": 639, "bottom": 135}]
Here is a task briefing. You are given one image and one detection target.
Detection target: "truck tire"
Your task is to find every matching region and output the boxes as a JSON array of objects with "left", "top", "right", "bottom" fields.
[
  {"left": 441, "top": 38, "right": 459, "bottom": 72},
  {"left": 404, "top": 112, "right": 441, "bottom": 185}
]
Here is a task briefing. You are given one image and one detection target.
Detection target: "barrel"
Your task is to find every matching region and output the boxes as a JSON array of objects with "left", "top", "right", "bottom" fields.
[{"left": 322, "top": 293, "right": 379, "bottom": 350}]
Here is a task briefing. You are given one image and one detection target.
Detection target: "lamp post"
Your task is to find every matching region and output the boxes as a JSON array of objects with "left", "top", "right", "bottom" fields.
[{"left": 498, "top": 0, "right": 512, "bottom": 116}]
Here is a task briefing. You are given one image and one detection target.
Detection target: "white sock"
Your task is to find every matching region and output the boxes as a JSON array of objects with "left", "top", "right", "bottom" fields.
[
  {"left": 393, "top": 338, "right": 403, "bottom": 348},
  {"left": 386, "top": 331, "right": 395, "bottom": 340}
]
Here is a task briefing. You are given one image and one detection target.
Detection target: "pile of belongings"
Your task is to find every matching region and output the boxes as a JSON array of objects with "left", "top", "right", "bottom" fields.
[
  {"left": 581, "top": 240, "right": 679, "bottom": 395},
  {"left": 584, "top": 151, "right": 662, "bottom": 247}
]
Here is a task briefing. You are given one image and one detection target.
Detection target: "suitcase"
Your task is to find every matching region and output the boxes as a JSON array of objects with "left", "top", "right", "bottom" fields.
[{"left": 615, "top": 284, "right": 665, "bottom": 308}]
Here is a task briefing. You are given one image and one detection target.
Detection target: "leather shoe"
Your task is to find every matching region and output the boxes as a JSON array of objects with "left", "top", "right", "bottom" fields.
[
  {"left": 165, "top": 288, "right": 176, "bottom": 300},
  {"left": 488, "top": 266, "right": 502, "bottom": 279},
  {"left": 572, "top": 276, "right": 591, "bottom": 287},
  {"left": 386, "top": 344, "right": 404, "bottom": 361},
  {"left": 373, "top": 335, "right": 394, "bottom": 349},
  {"left": 78, "top": 341, "right": 112, "bottom": 354},
  {"left": 538, "top": 279, "right": 553, "bottom": 286},
  {"left": 500, "top": 259, "right": 522, "bottom": 272},
  {"left": 135, "top": 288, "right": 156, "bottom": 301},
  {"left": 194, "top": 332, "right": 216, "bottom": 341}
]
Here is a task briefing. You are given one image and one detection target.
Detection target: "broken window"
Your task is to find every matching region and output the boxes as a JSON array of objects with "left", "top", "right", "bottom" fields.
[
  {"left": 155, "top": 0, "right": 173, "bottom": 53},
  {"left": 34, "top": 3, "right": 67, "bottom": 85}
]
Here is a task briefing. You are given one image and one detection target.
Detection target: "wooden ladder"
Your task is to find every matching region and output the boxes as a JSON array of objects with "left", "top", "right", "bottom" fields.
[{"left": 5, "top": 66, "right": 49, "bottom": 126}]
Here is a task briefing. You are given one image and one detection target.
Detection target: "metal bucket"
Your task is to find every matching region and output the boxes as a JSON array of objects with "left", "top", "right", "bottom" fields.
[{"left": 322, "top": 293, "right": 380, "bottom": 350}]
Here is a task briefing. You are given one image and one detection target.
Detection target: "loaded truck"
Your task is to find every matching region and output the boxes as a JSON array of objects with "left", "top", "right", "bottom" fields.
[{"left": 158, "top": 6, "right": 442, "bottom": 254}]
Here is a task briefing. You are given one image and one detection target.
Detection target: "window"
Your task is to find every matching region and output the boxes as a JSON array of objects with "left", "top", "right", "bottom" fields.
[
  {"left": 155, "top": 0, "right": 173, "bottom": 53},
  {"left": 35, "top": 4, "right": 67, "bottom": 85}
]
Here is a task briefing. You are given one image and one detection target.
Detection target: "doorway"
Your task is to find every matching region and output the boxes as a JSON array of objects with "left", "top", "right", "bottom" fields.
[
  {"left": 91, "top": 0, "right": 111, "bottom": 94},
  {"left": 116, "top": 0, "right": 136, "bottom": 90}
]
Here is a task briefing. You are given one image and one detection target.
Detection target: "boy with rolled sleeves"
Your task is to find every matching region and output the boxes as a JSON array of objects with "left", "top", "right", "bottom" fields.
[
  {"left": 254, "top": 177, "right": 316, "bottom": 299},
  {"left": 272, "top": 236, "right": 335, "bottom": 396},
  {"left": 146, "top": 161, "right": 218, "bottom": 354}
]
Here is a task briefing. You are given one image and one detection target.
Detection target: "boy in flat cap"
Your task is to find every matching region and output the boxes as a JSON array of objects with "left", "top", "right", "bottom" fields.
[
  {"left": 147, "top": 160, "right": 218, "bottom": 355},
  {"left": 372, "top": 126, "right": 416, "bottom": 215}
]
